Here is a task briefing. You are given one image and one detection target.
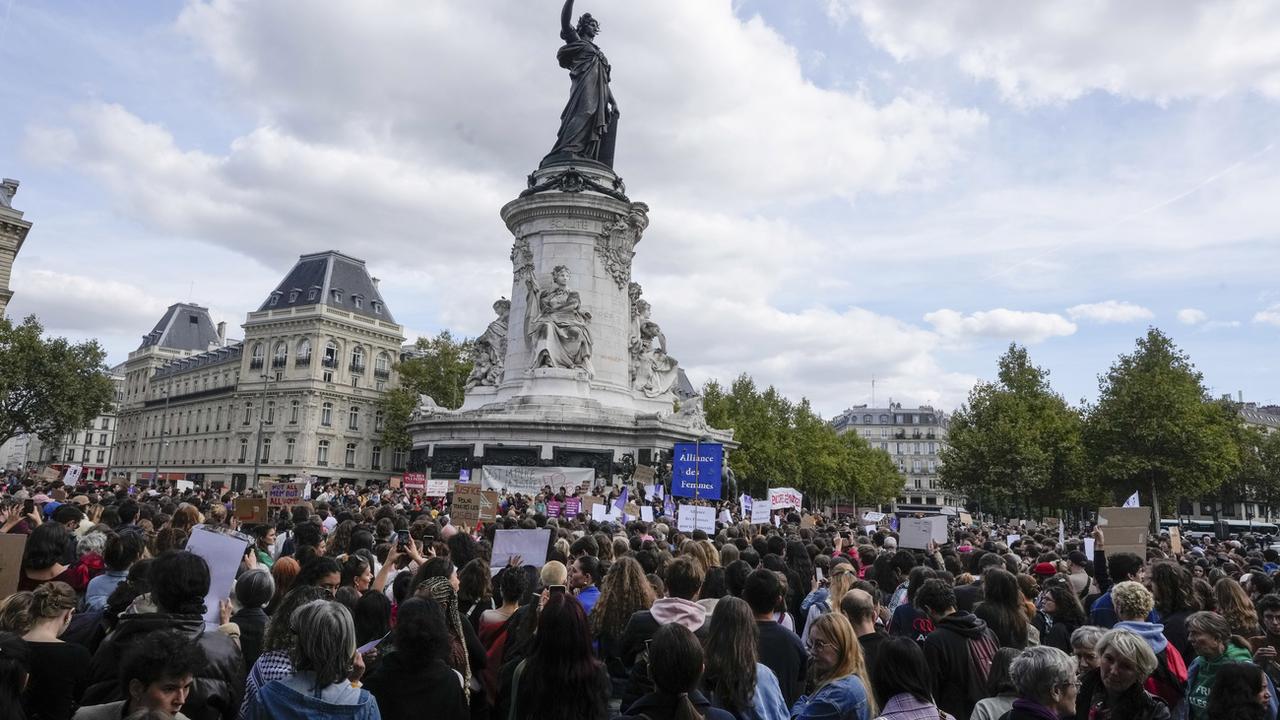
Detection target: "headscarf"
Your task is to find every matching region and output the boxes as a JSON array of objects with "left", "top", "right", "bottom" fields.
[{"left": 416, "top": 576, "right": 471, "bottom": 704}]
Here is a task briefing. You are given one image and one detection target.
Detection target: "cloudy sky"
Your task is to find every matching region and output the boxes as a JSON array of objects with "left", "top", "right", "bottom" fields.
[{"left": 3, "top": 0, "right": 1278, "bottom": 416}]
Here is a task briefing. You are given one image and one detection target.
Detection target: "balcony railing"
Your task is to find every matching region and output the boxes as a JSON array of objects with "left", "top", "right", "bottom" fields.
[
  {"left": 317, "top": 460, "right": 328, "bottom": 467},
  {"left": 350, "top": 363, "right": 366, "bottom": 374},
  {"left": 295, "top": 356, "right": 311, "bottom": 367},
  {"left": 345, "top": 463, "right": 356, "bottom": 469},
  {"left": 249, "top": 358, "right": 264, "bottom": 369},
  {"left": 271, "top": 358, "right": 288, "bottom": 369},
  {"left": 322, "top": 357, "right": 338, "bottom": 369},
  {"left": 374, "top": 368, "right": 390, "bottom": 379}
]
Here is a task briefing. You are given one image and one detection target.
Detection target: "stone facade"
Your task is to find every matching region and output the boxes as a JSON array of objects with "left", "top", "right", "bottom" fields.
[
  {"left": 112, "top": 252, "right": 405, "bottom": 489},
  {"left": 831, "top": 402, "right": 955, "bottom": 512},
  {"left": 47, "top": 364, "right": 126, "bottom": 481},
  {"left": 0, "top": 178, "right": 32, "bottom": 318}
]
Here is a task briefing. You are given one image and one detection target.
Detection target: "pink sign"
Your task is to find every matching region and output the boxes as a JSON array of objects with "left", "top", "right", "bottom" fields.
[
  {"left": 564, "top": 497, "right": 581, "bottom": 517},
  {"left": 546, "top": 500, "right": 562, "bottom": 518},
  {"left": 402, "top": 472, "right": 427, "bottom": 491}
]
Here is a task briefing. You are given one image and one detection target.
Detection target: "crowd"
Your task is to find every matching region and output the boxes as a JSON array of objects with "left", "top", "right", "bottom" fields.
[{"left": 1, "top": 476, "right": 1280, "bottom": 720}]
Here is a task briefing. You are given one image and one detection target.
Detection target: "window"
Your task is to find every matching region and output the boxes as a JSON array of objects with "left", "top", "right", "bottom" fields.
[
  {"left": 332, "top": 289, "right": 343, "bottom": 304},
  {"left": 880, "top": 414, "right": 889, "bottom": 423},
  {"left": 269, "top": 292, "right": 280, "bottom": 306},
  {"left": 265, "top": 401, "right": 275, "bottom": 424},
  {"left": 308, "top": 287, "right": 319, "bottom": 301},
  {"left": 243, "top": 404, "right": 253, "bottom": 425},
  {"left": 273, "top": 342, "right": 288, "bottom": 368},
  {"left": 371, "top": 445, "right": 382, "bottom": 470},
  {"left": 372, "top": 301, "right": 382, "bottom": 315},
  {"left": 96, "top": 450, "right": 105, "bottom": 463},
  {"left": 238, "top": 438, "right": 249, "bottom": 463},
  {"left": 375, "top": 352, "right": 390, "bottom": 377},
  {"left": 345, "top": 443, "right": 356, "bottom": 467},
  {"left": 72, "top": 432, "right": 80, "bottom": 445},
  {"left": 353, "top": 295, "right": 363, "bottom": 309},
  {"left": 880, "top": 428, "right": 888, "bottom": 438},
  {"left": 296, "top": 339, "right": 312, "bottom": 366},
  {"left": 290, "top": 400, "right": 300, "bottom": 424},
  {"left": 285, "top": 438, "right": 295, "bottom": 463},
  {"left": 99, "top": 433, "right": 107, "bottom": 446},
  {"left": 288, "top": 289, "right": 299, "bottom": 302},
  {"left": 101, "top": 418, "right": 110, "bottom": 430},
  {"left": 321, "top": 402, "right": 333, "bottom": 426},
  {"left": 863, "top": 414, "right": 872, "bottom": 424},
  {"left": 324, "top": 341, "right": 338, "bottom": 368},
  {"left": 348, "top": 405, "right": 360, "bottom": 431},
  {"left": 324, "top": 370, "right": 334, "bottom": 383},
  {"left": 375, "top": 410, "right": 384, "bottom": 432},
  {"left": 928, "top": 442, "right": 936, "bottom": 454},
  {"left": 392, "top": 449, "right": 406, "bottom": 470},
  {"left": 65, "top": 449, "right": 75, "bottom": 462},
  {"left": 250, "top": 343, "right": 264, "bottom": 369},
  {"left": 215, "top": 406, "right": 223, "bottom": 430},
  {"left": 351, "top": 347, "right": 365, "bottom": 372},
  {"left": 261, "top": 438, "right": 271, "bottom": 463},
  {"left": 317, "top": 440, "right": 329, "bottom": 465}
]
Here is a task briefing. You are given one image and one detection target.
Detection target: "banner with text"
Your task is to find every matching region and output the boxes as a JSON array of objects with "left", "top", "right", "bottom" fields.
[
  {"left": 671, "top": 442, "right": 723, "bottom": 499},
  {"left": 677, "top": 504, "right": 717, "bottom": 533},
  {"left": 402, "top": 472, "right": 428, "bottom": 491},
  {"left": 769, "top": 487, "right": 803, "bottom": 510},
  {"left": 267, "top": 482, "right": 307, "bottom": 507},
  {"left": 481, "top": 466, "right": 595, "bottom": 497}
]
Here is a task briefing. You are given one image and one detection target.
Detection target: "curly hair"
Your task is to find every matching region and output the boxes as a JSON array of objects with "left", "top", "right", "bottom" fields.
[
  {"left": 591, "top": 556, "right": 655, "bottom": 642},
  {"left": 1205, "top": 661, "right": 1268, "bottom": 720}
]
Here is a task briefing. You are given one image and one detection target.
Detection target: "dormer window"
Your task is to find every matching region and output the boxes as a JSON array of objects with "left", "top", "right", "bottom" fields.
[
  {"left": 352, "top": 295, "right": 364, "bottom": 310},
  {"left": 332, "top": 289, "right": 343, "bottom": 304},
  {"left": 288, "top": 288, "right": 300, "bottom": 302},
  {"left": 308, "top": 286, "right": 319, "bottom": 301},
  {"left": 372, "top": 301, "right": 382, "bottom": 315},
  {"left": 269, "top": 292, "right": 281, "bottom": 306}
]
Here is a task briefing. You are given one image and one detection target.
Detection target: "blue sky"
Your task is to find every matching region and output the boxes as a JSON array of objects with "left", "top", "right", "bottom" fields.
[{"left": 2, "top": 0, "right": 1277, "bottom": 416}]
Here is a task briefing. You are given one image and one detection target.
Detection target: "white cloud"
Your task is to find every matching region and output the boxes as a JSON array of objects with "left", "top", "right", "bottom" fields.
[
  {"left": 828, "top": 0, "right": 1280, "bottom": 105},
  {"left": 1255, "top": 304, "right": 1280, "bottom": 326},
  {"left": 1178, "top": 308, "right": 1209, "bottom": 325},
  {"left": 9, "top": 269, "right": 176, "bottom": 336},
  {"left": 923, "top": 308, "right": 1076, "bottom": 345},
  {"left": 1066, "top": 300, "right": 1154, "bottom": 324}
]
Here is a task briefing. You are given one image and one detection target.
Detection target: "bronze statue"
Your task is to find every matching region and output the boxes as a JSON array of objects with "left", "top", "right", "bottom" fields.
[{"left": 542, "top": 0, "right": 620, "bottom": 168}]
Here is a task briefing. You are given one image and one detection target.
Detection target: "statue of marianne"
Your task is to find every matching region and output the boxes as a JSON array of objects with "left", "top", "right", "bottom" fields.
[{"left": 542, "top": 0, "right": 620, "bottom": 168}]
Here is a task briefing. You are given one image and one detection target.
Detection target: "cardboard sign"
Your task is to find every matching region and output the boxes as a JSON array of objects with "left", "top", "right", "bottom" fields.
[
  {"left": 185, "top": 525, "right": 249, "bottom": 629},
  {"left": 769, "top": 487, "right": 803, "bottom": 510},
  {"left": 491, "top": 529, "right": 551, "bottom": 575},
  {"left": 564, "top": 497, "right": 581, "bottom": 517},
  {"left": 958, "top": 511, "right": 973, "bottom": 526},
  {"left": 267, "top": 482, "right": 306, "bottom": 507},
  {"left": 899, "top": 516, "right": 947, "bottom": 549},
  {"left": 389, "top": 475, "right": 402, "bottom": 489},
  {"left": 632, "top": 465, "right": 656, "bottom": 484},
  {"left": 750, "top": 498, "right": 772, "bottom": 525},
  {"left": 40, "top": 467, "right": 59, "bottom": 482},
  {"left": 800, "top": 514, "right": 817, "bottom": 529},
  {"left": 582, "top": 495, "right": 605, "bottom": 517},
  {"left": 424, "top": 479, "right": 451, "bottom": 497},
  {"left": 452, "top": 484, "right": 498, "bottom": 527},
  {"left": 234, "top": 498, "right": 269, "bottom": 525},
  {"left": 624, "top": 502, "right": 641, "bottom": 518},
  {"left": 1169, "top": 526, "right": 1183, "bottom": 554},
  {"left": 1098, "top": 506, "right": 1150, "bottom": 558},
  {"left": 0, "top": 534, "right": 28, "bottom": 600}
]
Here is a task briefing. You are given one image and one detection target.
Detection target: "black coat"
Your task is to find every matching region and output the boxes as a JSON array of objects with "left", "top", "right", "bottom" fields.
[
  {"left": 364, "top": 651, "right": 469, "bottom": 720},
  {"left": 619, "top": 689, "right": 736, "bottom": 720},
  {"left": 1075, "top": 667, "right": 1171, "bottom": 720},
  {"left": 230, "top": 607, "right": 268, "bottom": 671},
  {"left": 83, "top": 612, "right": 244, "bottom": 720}
]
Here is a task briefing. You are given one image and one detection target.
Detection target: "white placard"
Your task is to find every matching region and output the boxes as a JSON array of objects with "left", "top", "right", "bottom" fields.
[
  {"left": 899, "top": 516, "right": 947, "bottom": 549},
  {"left": 184, "top": 525, "right": 249, "bottom": 629},
  {"left": 864, "top": 525, "right": 877, "bottom": 535},
  {"left": 62, "top": 465, "right": 83, "bottom": 486},
  {"left": 1006, "top": 534, "right": 1021, "bottom": 547},
  {"left": 862, "top": 511, "right": 886, "bottom": 522},
  {"left": 740, "top": 494, "right": 752, "bottom": 517},
  {"left": 645, "top": 484, "right": 665, "bottom": 501},
  {"left": 677, "top": 504, "right": 716, "bottom": 534},
  {"left": 769, "top": 487, "right": 803, "bottom": 510},
  {"left": 176, "top": 479, "right": 194, "bottom": 492},
  {"left": 640, "top": 506, "right": 654, "bottom": 522},
  {"left": 424, "top": 479, "right": 451, "bottom": 497},
  {"left": 482, "top": 466, "right": 594, "bottom": 496},
  {"left": 491, "top": 529, "right": 551, "bottom": 576},
  {"left": 751, "top": 498, "right": 772, "bottom": 525},
  {"left": 1084, "top": 538, "right": 1096, "bottom": 558},
  {"left": 719, "top": 509, "right": 732, "bottom": 525},
  {"left": 591, "top": 504, "right": 607, "bottom": 522},
  {"left": 939, "top": 506, "right": 957, "bottom": 516}
]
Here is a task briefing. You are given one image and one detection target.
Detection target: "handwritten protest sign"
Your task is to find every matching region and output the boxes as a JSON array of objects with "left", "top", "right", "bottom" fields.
[
  {"left": 677, "top": 504, "right": 716, "bottom": 533},
  {"left": 267, "top": 482, "right": 306, "bottom": 507},
  {"left": 769, "top": 487, "right": 803, "bottom": 510},
  {"left": 750, "top": 499, "right": 772, "bottom": 525},
  {"left": 234, "top": 498, "right": 269, "bottom": 525},
  {"left": 452, "top": 484, "right": 497, "bottom": 527},
  {"left": 424, "top": 479, "right": 450, "bottom": 497}
]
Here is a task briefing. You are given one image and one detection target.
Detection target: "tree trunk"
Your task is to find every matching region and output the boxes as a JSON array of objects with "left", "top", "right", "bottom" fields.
[{"left": 1149, "top": 475, "right": 1160, "bottom": 534}]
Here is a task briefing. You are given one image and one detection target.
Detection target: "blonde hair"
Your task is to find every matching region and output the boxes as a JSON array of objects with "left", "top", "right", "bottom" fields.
[
  {"left": 828, "top": 563, "right": 856, "bottom": 604},
  {"left": 1111, "top": 581, "right": 1154, "bottom": 621},
  {"left": 31, "top": 581, "right": 76, "bottom": 619},
  {"left": 1097, "top": 628, "right": 1158, "bottom": 678},
  {"left": 0, "top": 592, "right": 35, "bottom": 633},
  {"left": 541, "top": 560, "right": 567, "bottom": 587},
  {"left": 810, "top": 612, "right": 878, "bottom": 715}
]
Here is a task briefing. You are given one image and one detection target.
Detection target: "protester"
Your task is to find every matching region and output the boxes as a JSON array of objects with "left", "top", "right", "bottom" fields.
[
  {"left": 415, "top": 575, "right": 485, "bottom": 709},
  {"left": 1109, "top": 580, "right": 1187, "bottom": 708},
  {"left": 1215, "top": 577, "right": 1263, "bottom": 638},
  {"left": 72, "top": 629, "right": 203, "bottom": 720},
  {"left": 1205, "top": 661, "right": 1271, "bottom": 720},
  {"left": 569, "top": 554, "right": 603, "bottom": 615},
  {"left": 250, "top": 525, "right": 275, "bottom": 569},
  {"left": 495, "top": 592, "right": 610, "bottom": 720},
  {"left": 744, "top": 568, "right": 807, "bottom": 707},
  {"left": 230, "top": 568, "right": 274, "bottom": 671},
  {"left": 1255, "top": 593, "right": 1280, "bottom": 690},
  {"left": 887, "top": 566, "right": 936, "bottom": 647},
  {"left": 621, "top": 556, "right": 708, "bottom": 707},
  {"left": 970, "top": 647, "right": 1018, "bottom": 720},
  {"left": 19, "top": 523, "right": 90, "bottom": 593},
  {"left": 840, "top": 588, "right": 888, "bottom": 675},
  {"left": 241, "top": 600, "right": 380, "bottom": 720},
  {"left": 701, "top": 596, "right": 788, "bottom": 720},
  {"left": 240, "top": 585, "right": 331, "bottom": 718},
  {"left": 590, "top": 556, "right": 655, "bottom": 699},
  {"left": 1005, "top": 646, "right": 1079, "bottom": 720},
  {"left": 790, "top": 612, "right": 875, "bottom": 720},
  {"left": 915, "top": 578, "right": 999, "bottom": 720},
  {"left": 1075, "top": 628, "right": 1170, "bottom": 720},
  {"left": 457, "top": 558, "right": 494, "bottom": 630},
  {"left": 21, "top": 581, "right": 90, "bottom": 720},
  {"left": 0, "top": 631, "right": 31, "bottom": 720},
  {"left": 363, "top": 597, "right": 468, "bottom": 720},
  {"left": 1148, "top": 561, "right": 1196, "bottom": 661},
  {"left": 867, "top": 636, "right": 954, "bottom": 720},
  {"left": 1184, "top": 610, "right": 1274, "bottom": 720},
  {"left": 1071, "top": 625, "right": 1106, "bottom": 678},
  {"left": 83, "top": 529, "right": 145, "bottom": 612},
  {"left": 1032, "top": 582, "right": 1086, "bottom": 653},
  {"left": 83, "top": 551, "right": 243, "bottom": 720},
  {"left": 618, "top": 623, "right": 735, "bottom": 720},
  {"left": 974, "top": 568, "right": 1031, "bottom": 650},
  {"left": 1088, "top": 537, "right": 1145, "bottom": 629},
  {"left": 802, "top": 561, "right": 855, "bottom": 645}
]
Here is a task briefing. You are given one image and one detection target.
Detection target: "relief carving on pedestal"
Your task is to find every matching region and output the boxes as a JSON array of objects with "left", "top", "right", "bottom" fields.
[
  {"left": 525, "top": 265, "right": 594, "bottom": 377},
  {"left": 465, "top": 298, "right": 511, "bottom": 391},
  {"left": 595, "top": 202, "right": 649, "bottom": 289}
]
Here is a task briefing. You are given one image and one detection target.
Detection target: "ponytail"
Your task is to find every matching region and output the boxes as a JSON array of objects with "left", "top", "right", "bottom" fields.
[{"left": 673, "top": 691, "right": 705, "bottom": 720}]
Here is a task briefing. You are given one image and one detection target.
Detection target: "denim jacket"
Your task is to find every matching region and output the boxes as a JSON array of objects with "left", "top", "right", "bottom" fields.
[{"left": 790, "top": 674, "right": 871, "bottom": 720}]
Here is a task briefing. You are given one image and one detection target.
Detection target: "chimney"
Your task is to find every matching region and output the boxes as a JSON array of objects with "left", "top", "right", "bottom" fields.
[
  {"left": 1239, "top": 390, "right": 1244, "bottom": 403},
  {"left": 371, "top": 277, "right": 380, "bottom": 289},
  {"left": 216, "top": 322, "right": 227, "bottom": 346}
]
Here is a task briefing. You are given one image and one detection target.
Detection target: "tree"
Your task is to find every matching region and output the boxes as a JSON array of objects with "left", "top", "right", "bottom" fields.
[
  {"left": 939, "top": 344, "right": 1086, "bottom": 517},
  {"left": 0, "top": 315, "right": 115, "bottom": 448},
  {"left": 377, "top": 331, "right": 473, "bottom": 451},
  {"left": 1083, "top": 328, "right": 1238, "bottom": 520},
  {"left": 701, "top": 373, "right": 899, "bottom": 505}
]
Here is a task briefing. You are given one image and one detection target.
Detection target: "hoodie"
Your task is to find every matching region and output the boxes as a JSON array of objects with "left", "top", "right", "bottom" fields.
[
  {"left": 922, "top": 612, "right": 999, "bottom": 720},
  {"left": 649, "top": 597, "right": 706, "bottom": 629},
  {"left": 1114, "top": 620, "right": 1169, "bottom": 654},
  {"left": 620, "top": 598, "right": 712, "bottom": 709}
]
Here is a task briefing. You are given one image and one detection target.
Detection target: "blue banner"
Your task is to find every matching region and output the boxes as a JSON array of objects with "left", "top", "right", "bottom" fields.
[{"left": 671, "top": 442, "right": 723, "bottom": 499}]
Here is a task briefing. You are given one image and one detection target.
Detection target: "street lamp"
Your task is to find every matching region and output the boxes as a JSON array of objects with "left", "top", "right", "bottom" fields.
[
  {"left": 152, "top": 385, "right": 170, "bottom": 485},
  {"left": 250, "top": 372, "right": 272, "bottom": 490}
]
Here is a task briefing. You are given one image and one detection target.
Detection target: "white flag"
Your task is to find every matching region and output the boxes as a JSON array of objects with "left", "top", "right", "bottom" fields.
[{"left": 1123, "top": 491, "right": 1140, "bottom": 508}]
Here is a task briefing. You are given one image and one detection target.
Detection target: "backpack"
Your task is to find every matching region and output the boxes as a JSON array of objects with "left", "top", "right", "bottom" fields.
[
  {"left": 1145, "top": 644, "right": 1188, "bottom": 707},
  {"left": 478, "top": 615, "right": 513, "bottom": 705}
]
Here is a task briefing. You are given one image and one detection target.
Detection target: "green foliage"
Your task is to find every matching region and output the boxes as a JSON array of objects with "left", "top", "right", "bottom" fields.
[
  {"left": 939, "top": 343, "right": 1086, "bottom": 516},
  {"left": 0, "top": 315, "right": 115, "bottom": 447},
  {"left": 1083, "top": 328, "right": 1238, "bottom": 514},
  {"left": 377, "top": 331, "right": 473, "bottom": 450},
  {"left": 702, "top": 374, "right": 899, "bottom": 503}
]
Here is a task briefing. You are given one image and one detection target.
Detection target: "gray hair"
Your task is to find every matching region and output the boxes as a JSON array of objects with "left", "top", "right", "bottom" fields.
[
  {"left": 290, "top": 600, "right": 356, "bottom": 688},
  {"left": 1070, "top": 625, "right": 1106, "bottom": 651},
  {"left": 1186, "top": 610, "right": 1231, "bottom": 645},
  {"left": 77, "top": 531, "right": 107, "bottom": 557},
  {"left": 1010, "top": 645, "right": 1077, "bottom": 701},
  {"left": 235, "top": 567, "right": 275, "bottom": 609},
  {"left": 1097, "top": 629, "right": 1158, "bottom": 678}
]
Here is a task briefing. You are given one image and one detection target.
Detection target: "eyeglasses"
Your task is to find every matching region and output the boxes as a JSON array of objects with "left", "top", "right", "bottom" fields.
[{"left": 805, "top": 638, "right": 834, "bottom": 653}]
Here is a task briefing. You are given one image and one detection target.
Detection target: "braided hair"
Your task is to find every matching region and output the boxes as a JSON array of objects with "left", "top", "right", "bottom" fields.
[{"left": 416, "top": 576, "right": 471, "bottom": 704}]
